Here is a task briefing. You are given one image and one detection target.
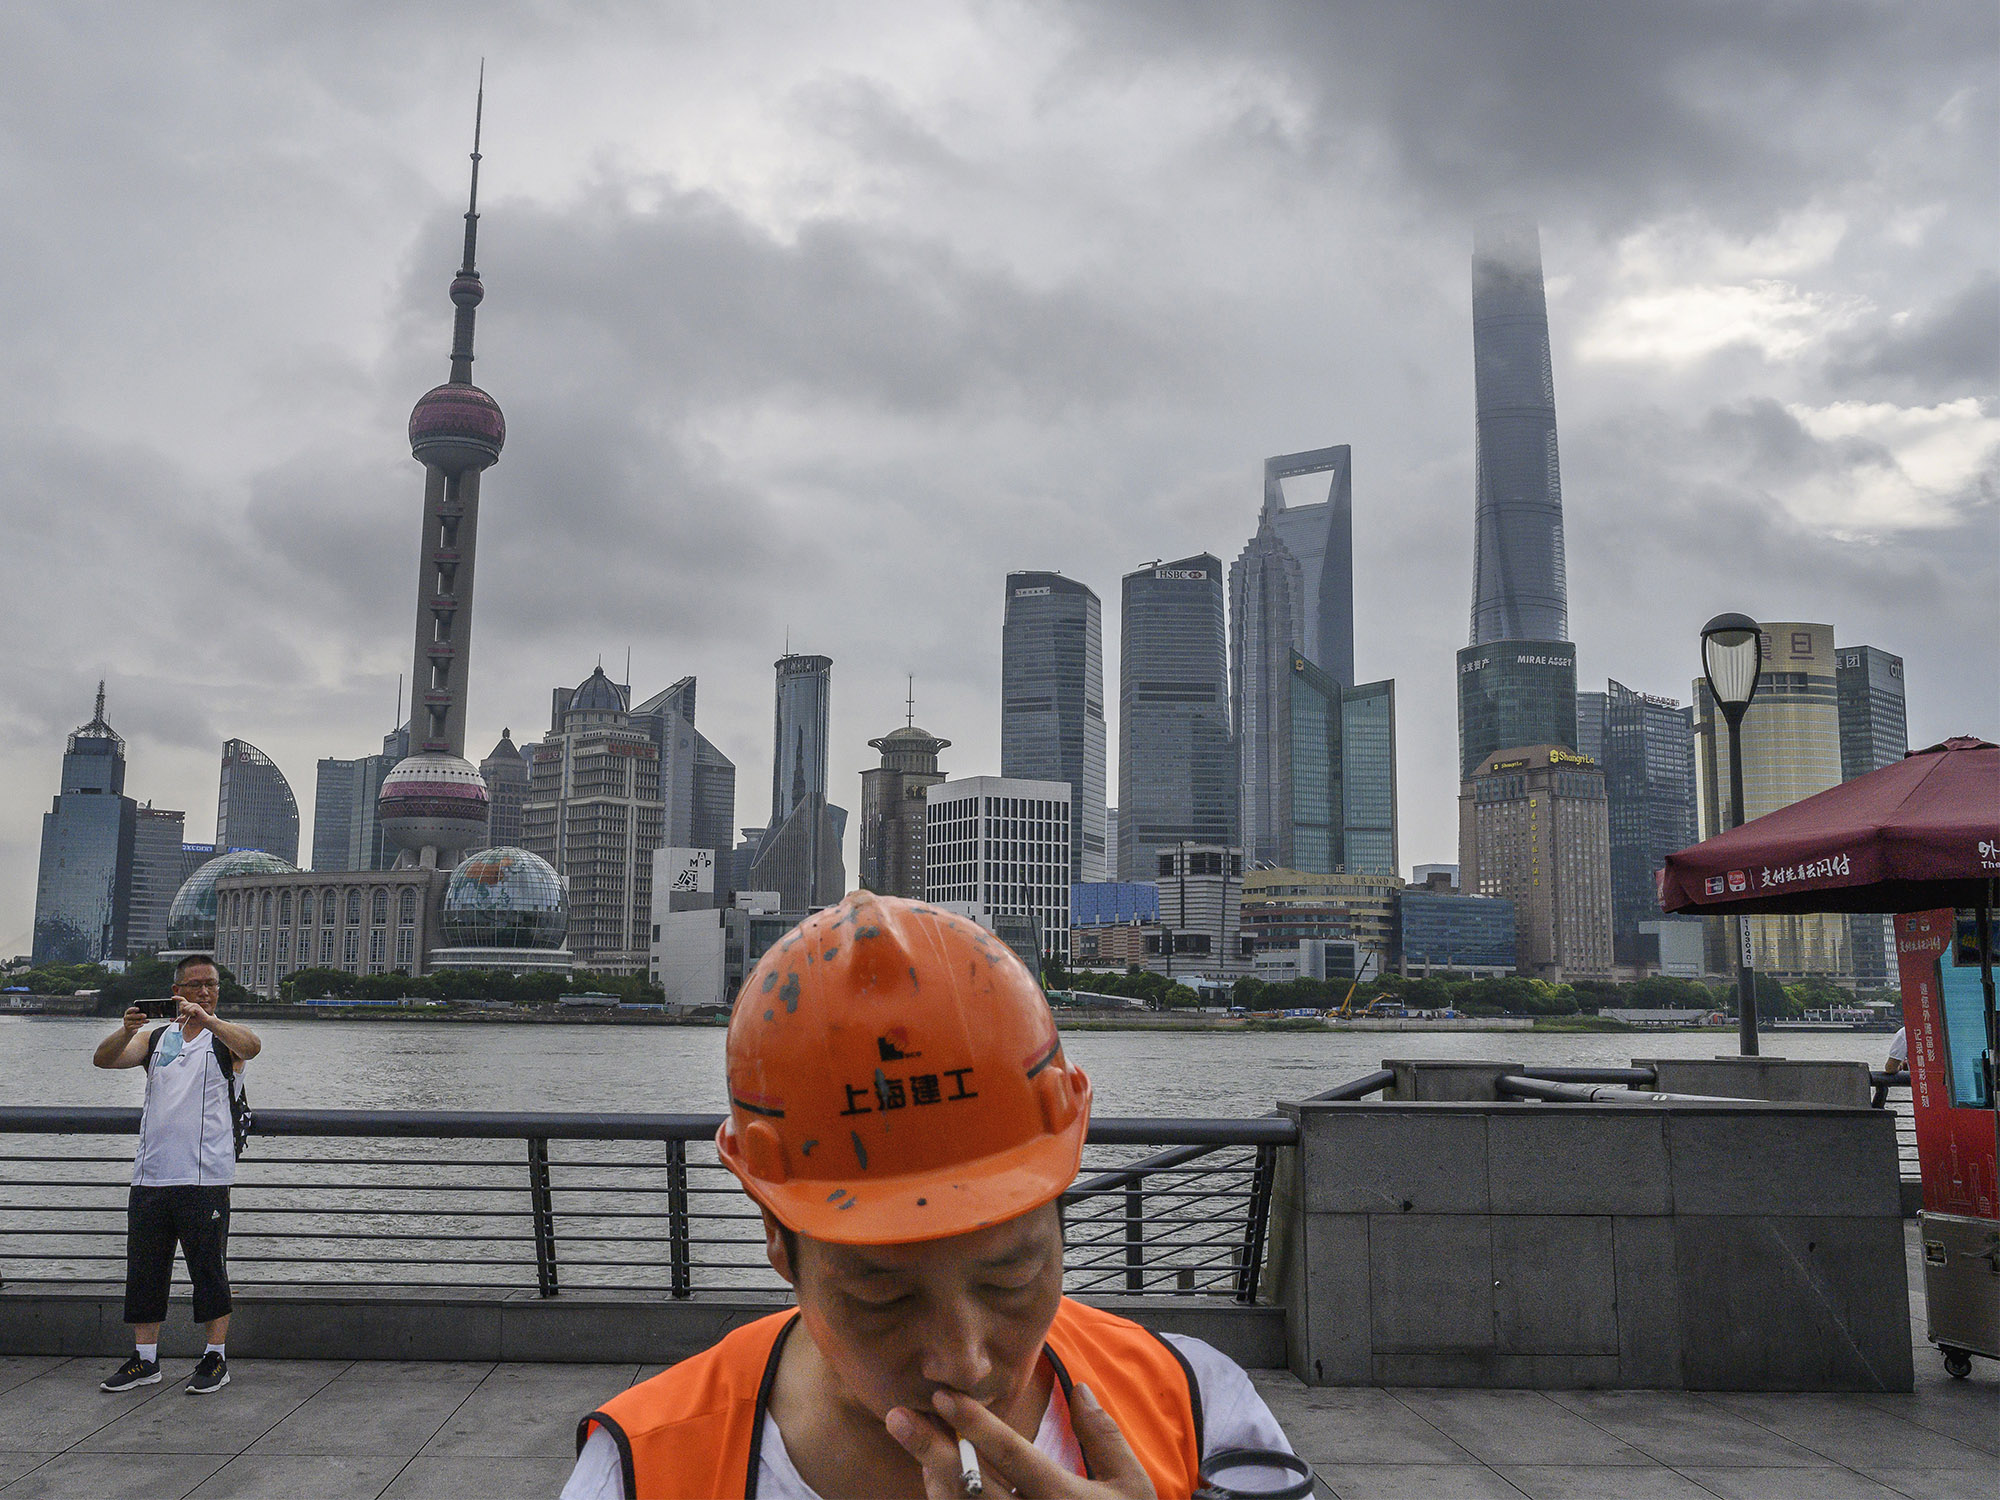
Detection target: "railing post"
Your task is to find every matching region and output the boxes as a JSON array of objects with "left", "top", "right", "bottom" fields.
[
  {"left": 527, "top": 1136, "right": 559, "bottom": 1298},
  {"left": 1236, "top": 1143, "right": 1276, "bottom": 1304},
  {"left": 666, "top": 1138, "right": 691, "bottom": 1299},
  {"left": 1124, "top": 1181, "right": 1143, "bottom": 1292}
]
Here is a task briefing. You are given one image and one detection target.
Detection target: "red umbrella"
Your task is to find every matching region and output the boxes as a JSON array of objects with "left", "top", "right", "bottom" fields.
[{"left": 1659, "top": 737, "right": 2000, "bottom": 918}]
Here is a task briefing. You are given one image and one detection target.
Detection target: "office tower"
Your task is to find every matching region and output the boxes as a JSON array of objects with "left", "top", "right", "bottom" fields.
[
  {"left": 1457, "top": 641, "right": 1579, "bottom": 776},
  {"left": 1396, "top": 889, "right": 1517, "bottom": 977},
  {"left": 214, "top": 740, "right": 300, "bottom": 864},
  {"left": 32, "top": 684, "right": 138, "bottom": 965},
  {"left": 630, "top": 676, "right": 736, "bottom": 897},
  {"left": 924, "top": 776, "right": 1072, "bottom": 965},
  {"left": 1575, "top": 690, "right": 1606, "bottom": 764},
  {"left": 751, "top": 654, "right": 845, "bottom": 909},
  {"left": 521, "top": 666, "right": 664, "bottom": 974},
  {"left": 1001, "top": 573, "right": 1107, "bottom": 882},
  {"left": 1232, "top": 446, "right": 1355, "bottom": 866},
  {"left": 1260, "top": 653, "right": 1399, "bottom": 877},
  {"left": 1837, "top": 645, "right": 1909, "bottom": 985},
  {"left": 1068, "top": 882, "right": 1162, "bottom": 971},
  {"left": 1104, "top": 807, "right": 1118, "bottom": 877},
  {"left": 860, "top": 715, "right": 950, "bottom": 899},
  {"left": 1587, "top": 681, "right": 1699, "bottom": 964},
  {"left": 1118, "top": 554, "right": 1234, "bottom": 880},
  {"left": 477, "top": 729, "right": 531, "bottom": 845},
  {"left": 313, "top": 724, "right": 407, "bottom": 873},
  {"left": 376, "top": 88, "right": 499, "bottom": 868},
  {"left": 1459, "top": 745, "right": 1614, "bottom": 980},
  {"left": 1692, "top": 622, "right": 1850, "bottom": 978},
  {"left": 1457, "top": 216, "right": 1577, "bottom": 777},
  {"left": 1341, "top": 678, "right": 1398, "bottom": 877},
  {"left": 1149, "top": 843, "right": 1248, "bottom": 977},
  {"left": 731, "top": 828, "right": 766, "bottom": 895},
  {"left": 127, "top": 804, "right": 189, "bottom": 955},
  {"left": 1469, "top": 215, "right": 1567, "bottom": 646}
]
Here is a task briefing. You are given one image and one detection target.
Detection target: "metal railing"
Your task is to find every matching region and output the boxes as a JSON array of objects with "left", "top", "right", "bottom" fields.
[{"left": 0, "top": 1107, "right": 1297, "bottom": 1304}]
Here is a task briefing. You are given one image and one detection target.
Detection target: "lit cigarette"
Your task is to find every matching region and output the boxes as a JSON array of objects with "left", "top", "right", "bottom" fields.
[{"left": 958, "top": 1436, "right": 983, "bottom": 1496}]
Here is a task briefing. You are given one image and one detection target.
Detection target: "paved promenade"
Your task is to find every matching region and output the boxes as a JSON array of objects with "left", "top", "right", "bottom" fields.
[{"left": 0, "top": 1236, "right": 1990, "bottom": 1499}]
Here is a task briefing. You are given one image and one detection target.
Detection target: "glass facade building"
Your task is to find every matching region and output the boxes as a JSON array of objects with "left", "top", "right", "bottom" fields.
[
  {"left": 1468, "top": 215, "right": 1568, "bottom": 647},
  {"left": 312, "top": 726, "right": 406, "bottom": 874},
  {"left": 215, "top": 739, "right": 300, "bottom": 864},
  {"left": 1001, "top": 572, "right": 1108, "bottom": 883},
  {"left": 1231, "top": 446, "right": 1355, "bottom": 870},
  {"left": 478, "top": 729, "right": 532, "bottom": 847},
  {"left": 1267, "top": 655, "right": 1398, "bottom": 878},
  {"left": 1583, "top": 681, "right": 1698, "bottom": 964},
  {"left": 1341, "top": 678, "right": 1398, "bottom": 878},
  {"left": 1836, "top": 645, "right": 1908, "bottom": 986},
  {"left": 127, "top": 804, "right": 190, "bottom": 956},
  {"left": 1118, "top": 555, "right": 1235, "bottom": 881},
  {"left": 1456, "top": 640, "right": 1578, "bottom": 777},
  {"left": 1397, "top": 890, "right": 1518, "bottom": 975},
  {"left": 32, "top": 691, "right": 138, "bottom": 965},
  {"left": 164, "top": 849, "right": 298, "bottom": 953}
]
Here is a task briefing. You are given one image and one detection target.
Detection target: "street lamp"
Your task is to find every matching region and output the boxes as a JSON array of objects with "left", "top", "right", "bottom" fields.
[{"left": 1701, "top": 612, "right": 1764, "bottom": 1056}]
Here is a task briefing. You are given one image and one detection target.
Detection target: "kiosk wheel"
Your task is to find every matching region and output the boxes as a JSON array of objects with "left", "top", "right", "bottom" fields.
[{"left": 1941, "top": 1348, "right": 1972, "bottom": 1380}]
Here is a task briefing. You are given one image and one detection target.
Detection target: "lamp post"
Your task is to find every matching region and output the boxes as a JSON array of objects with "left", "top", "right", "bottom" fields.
[{"left": 1701, "top": 612, "right": 1764, "bottom": 1056}]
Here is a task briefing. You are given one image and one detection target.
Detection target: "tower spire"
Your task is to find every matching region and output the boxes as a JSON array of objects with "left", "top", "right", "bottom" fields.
[
  {"left": 448, "top": 62, "right": 486, "bottom": 384},
  {"left": 94, "top": 679, "right": 107, "bottom": 725},
  {"left": 906, "top": 674, "right": 915, "bottom": 728}
]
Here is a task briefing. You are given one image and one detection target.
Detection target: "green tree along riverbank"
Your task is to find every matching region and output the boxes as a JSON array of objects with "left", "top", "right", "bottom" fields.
[{"left": 1039, "top": 960, "right": 1901, "bottom": 1022}]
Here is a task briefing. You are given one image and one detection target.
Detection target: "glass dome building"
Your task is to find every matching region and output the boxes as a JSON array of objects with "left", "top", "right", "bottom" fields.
[
  {"left": 429, "top": 848, "right": 573, "bottom": 974},
  {"left": 165, "top": 850, "right": 299, "bottom": 952}
]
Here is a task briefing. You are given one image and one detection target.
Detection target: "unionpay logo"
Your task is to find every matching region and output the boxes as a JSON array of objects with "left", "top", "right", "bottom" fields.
[{"left": 1704, "top": 876, "right": 1727, "bottom": 897}]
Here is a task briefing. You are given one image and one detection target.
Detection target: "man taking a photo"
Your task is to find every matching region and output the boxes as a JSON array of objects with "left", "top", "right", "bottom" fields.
[
  {"left": 564, "top": 893, "right": 1297, "bottom": 1499},
  {"left": 91, "top": 952, "right": 260, "bottom": 1395}
]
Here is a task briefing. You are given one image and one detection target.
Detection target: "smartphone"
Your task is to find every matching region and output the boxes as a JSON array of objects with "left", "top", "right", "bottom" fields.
[{"left": 134, "top": 998, "right": 178, "bottom": 1019}]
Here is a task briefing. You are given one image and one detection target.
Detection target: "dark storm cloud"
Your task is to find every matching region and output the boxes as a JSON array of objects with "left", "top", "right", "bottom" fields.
[
  {"left": 1049, "top": 0, "right": 1997, "bottom": 226},
  {"left": 1825, "top": 273, "right": 2000, "bottom": 397}
]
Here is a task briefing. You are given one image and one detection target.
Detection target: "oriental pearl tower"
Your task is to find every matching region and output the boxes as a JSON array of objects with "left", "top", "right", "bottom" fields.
[{"left": 378, "top": 80, "right": 502, "bottom": 867}]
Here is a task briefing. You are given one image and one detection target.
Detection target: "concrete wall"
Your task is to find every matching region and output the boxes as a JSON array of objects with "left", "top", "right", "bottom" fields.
[
  {"left": 0, "top": 1287, "right": 1285, "bottom": 1370},
  {"left": 1275, "top": 1097, "right": 1911, "bottom": 1391}
]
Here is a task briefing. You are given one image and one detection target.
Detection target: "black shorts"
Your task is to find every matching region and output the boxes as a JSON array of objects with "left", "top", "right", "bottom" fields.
[{"left": 124, "top": 1185, "right": 232, "bottom": 1325}]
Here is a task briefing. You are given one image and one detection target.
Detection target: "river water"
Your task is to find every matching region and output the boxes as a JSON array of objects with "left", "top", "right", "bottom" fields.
[{"left": 0, "top": 1016, "right": 1903, "bottom": 1116}]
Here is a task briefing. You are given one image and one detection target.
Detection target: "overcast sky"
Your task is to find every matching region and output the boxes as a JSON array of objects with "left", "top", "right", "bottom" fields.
[{"left": 4, "top": 1, "right": 1995, "bottom": 955}]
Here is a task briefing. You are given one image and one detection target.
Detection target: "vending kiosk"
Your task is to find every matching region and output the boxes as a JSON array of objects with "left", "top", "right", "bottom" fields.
[{"left": 1895, "top": 909, "right": 1999, "bottom": 1377}]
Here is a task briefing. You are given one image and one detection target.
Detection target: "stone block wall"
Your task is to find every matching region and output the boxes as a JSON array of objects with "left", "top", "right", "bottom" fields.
[{"left": 1274, "top": 1098, "right": 1911, "bottom": 1391}]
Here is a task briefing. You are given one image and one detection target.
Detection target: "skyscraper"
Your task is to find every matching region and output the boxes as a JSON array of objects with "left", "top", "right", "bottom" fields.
[
  {"left": 1340, "top": 677, "right": 1399, "bottom": 878},
  {"left": 1585, "top": 681, "right": 1698, "bottom": 964},
  {"left": 860, "top": 714, "right": 950, "bottom": 899},
  {"left": 923, "top": 776, "right": 1072, "bottom": 965},
  {"left": 1836, "top": 645, "right": 1909, "bottom": 986},
  {"left": 478, "top": 729, "right": 531, "bottom": 846},
  {"left": 1693, "top": 622, "right": 1849, "bottom": 978},
  {"left": 128, "top": 804, "right": 189, "bottom": 956},
  {"left": 1469, "top": 216, "right": 1567, "bottom": 646},
  {"left": 751, "top": 653, "right": 846, "bottom": 908},
  {"left": 32, "top": 684, "right": 138, "bottom": 965},
  {"left": 1458, "top": 216, "right": 1577, "bottom": 778},
  {"left": 312, "top": 724, "right": 407, "bottom": 873},
  {"left": 215, "top": 740, "right": 300, "bottom": 864},
  {"left": 1001, "top": 572, "right": 1107, "bottom": 882},
  {"left": 1459, "top": 745, "right": 1613, "bottom": 981},
  {"left": 1118, "top": 555, "right": 1234, "bottom": 880},
  {"left": 375, "top": 84, "right": 499, "bottom": 869},
  {"left": 631, "top": 676, "right": 736, "bottom": 899},
  {"left": 1264, "top": 653, "right": 1399, "bottom": 878},
  {"left": 522, "top": 666, "right": 664, "bottom": 973},
  {"left": 1232, "top": 445, "right": 1354, "bottom": 867}
]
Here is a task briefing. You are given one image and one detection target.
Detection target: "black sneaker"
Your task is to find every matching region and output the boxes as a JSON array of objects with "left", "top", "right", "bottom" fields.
[
  {"left": 184, "top": 1351, "right": 229, "bottom": 1395},
  {"left": 100, "top": 1354, "right": 162, "bottom": 1392}
]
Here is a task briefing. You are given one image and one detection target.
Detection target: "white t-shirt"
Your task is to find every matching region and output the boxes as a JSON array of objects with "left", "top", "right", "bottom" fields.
[
  {"left": 132, "top": 1023, "right": 238, "bottom": 1189},
  {"left": 1887, "top": 1027, "right": 1907, "bottom": 1067},
  {"left": 560, "top": 1330, "right": 1293, "bottom": 1500}
]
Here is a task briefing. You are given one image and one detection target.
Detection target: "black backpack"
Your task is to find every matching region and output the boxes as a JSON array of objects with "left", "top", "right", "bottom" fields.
[{"left": 144, "top": 1025, "right": 255, "bottom": 1158}]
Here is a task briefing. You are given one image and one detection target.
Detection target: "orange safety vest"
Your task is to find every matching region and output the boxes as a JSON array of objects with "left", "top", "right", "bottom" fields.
[{"left": 579, "top": 1298, "right": 1206, "bottom": 1499}]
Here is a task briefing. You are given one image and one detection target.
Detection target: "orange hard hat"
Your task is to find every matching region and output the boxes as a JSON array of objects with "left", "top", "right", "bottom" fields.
[{"left": 715, "top": 891, "right": 1091, "bottom": 1245}]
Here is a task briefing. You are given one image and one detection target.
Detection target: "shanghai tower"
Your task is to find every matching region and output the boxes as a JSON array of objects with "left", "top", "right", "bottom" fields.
[
  {"left": 377, "top": 81, "right": 502, "bottom": 865},
  {"left": 1457, "top": 215, "right": 1578, "bottom": 777}
]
